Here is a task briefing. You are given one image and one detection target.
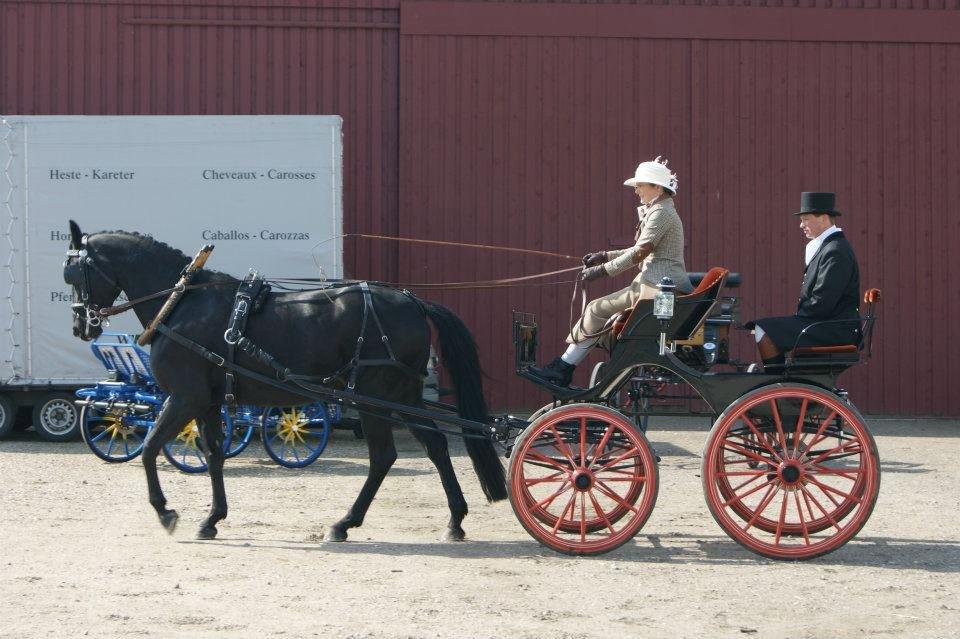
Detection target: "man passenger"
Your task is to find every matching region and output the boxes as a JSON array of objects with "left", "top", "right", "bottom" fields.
[{"left": 747, "top": 192, "right": 861, "bottom": 369}]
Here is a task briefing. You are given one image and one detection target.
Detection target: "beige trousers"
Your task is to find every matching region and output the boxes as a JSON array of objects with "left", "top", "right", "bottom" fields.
[{"left": 567, "top": 280, "right": 659, "bottom": 343}]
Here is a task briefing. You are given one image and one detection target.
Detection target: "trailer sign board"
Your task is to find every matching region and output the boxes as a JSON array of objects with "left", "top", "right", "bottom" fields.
[{"left": 1, "top": 115, "right": 343, "bottom": 386}]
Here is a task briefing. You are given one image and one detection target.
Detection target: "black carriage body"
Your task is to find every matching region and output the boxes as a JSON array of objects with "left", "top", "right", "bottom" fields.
[{"left": 514, "top": 269, "right": 864, "bottom": 417}]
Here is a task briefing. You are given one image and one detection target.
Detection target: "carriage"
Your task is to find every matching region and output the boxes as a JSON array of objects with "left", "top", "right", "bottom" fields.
[
  {"left": 507, "top": 267, "right": 881, "bottom": 559},
  {"left": 62, "top": 224, "right": 881, "bottom": 559},
  {"left": 76, "top": 333, "right": 337, "bottom": 470}
]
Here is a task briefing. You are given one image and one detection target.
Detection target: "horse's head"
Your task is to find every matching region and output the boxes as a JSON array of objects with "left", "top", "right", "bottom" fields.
[{"left": 62, "top": 220, "right": 122, "bottom": 341}]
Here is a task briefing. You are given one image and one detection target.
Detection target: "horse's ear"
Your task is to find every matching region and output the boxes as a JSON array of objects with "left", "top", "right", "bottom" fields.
[{"left": 69, "top": 220, "right": 83, "bottom": 249}]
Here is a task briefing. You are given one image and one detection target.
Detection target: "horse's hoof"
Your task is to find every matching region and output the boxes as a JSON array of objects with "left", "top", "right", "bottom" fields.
[
  {"left": 324, "top": 527, "right": 347, "bottom": 542},
  {"left": 442, "top": 528, "right": 466, "bottom": 542},
  {"left": 160, "top": 510, "right": 179, "bottom": 534},
  {"left": 196, "top": 526, "right": 218, "bottom": 540}
]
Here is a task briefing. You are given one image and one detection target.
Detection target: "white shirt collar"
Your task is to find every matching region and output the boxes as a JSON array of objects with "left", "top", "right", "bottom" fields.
[
  {"left": 636, "top": 196, "right": 670, "bottom": 222},
  {"left": 805, "top": 225, "right": 841, "bottom": 266}
]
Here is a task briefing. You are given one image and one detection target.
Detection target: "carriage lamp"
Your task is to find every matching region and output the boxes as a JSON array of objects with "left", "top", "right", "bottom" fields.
[
  {"left": 654, "top": 277, "right": 676, "bottom": 356},
  {"left": 653, "top": 278, "right": 676, "bottom": 320}
]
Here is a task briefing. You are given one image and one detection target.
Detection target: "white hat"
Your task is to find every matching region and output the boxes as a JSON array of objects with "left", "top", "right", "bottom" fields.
[{"left": 623, "top": 156, "right": 678, "bottom": 194}]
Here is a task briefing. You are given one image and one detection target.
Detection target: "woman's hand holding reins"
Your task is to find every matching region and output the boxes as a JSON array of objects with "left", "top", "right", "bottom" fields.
[
  {"left": 582, "top": 251, "right": 607, "bottom": 267},
  {"left": 580, "top": 265, "right": 607, "bottom": 282}
]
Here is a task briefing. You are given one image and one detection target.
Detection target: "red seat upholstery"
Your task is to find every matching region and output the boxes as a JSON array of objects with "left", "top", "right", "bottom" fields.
[{"left": 794, "top": 345, "right": 858, "bottom": 354}]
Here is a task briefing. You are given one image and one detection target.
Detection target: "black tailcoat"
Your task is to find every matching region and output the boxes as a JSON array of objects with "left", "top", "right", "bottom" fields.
[{"left": 750, "top": 231, "right": 861, "bottom": 351}]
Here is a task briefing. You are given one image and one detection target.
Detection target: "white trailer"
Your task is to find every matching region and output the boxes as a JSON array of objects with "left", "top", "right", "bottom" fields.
[{"left": 0, "top": 115, "right": 343, "bottom": 440}]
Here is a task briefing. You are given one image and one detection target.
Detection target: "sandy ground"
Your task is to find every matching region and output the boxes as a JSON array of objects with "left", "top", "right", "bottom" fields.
[{"left": 1, "top": 416, "right": 958, "bottom": 639}]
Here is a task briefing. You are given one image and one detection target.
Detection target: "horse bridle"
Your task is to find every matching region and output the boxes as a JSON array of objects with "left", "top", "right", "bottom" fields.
[{"left": 64, "top": 235, "right": 122, "bottom": 328}]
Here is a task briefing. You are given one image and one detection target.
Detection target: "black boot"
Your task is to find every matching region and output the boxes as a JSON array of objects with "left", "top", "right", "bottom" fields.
[{"left": 528, "top": 357, "right": 576, "bottom": 387}]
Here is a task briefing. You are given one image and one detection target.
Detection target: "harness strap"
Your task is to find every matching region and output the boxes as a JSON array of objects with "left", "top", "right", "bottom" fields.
[
  {"left": 346, "top": 283, "right": 373, "bottom": 390},
  {"left": 153, "top": 323, "right": 490, "bottom": 438},
  {"left": 223, "top": 272, "right": 270, "bottom": 408},
  {"left": 362, "top": 281, "right": 398, "bottom": 362},
  {"left": 137, "top": 245, "right": 215, "bottom": 346},
  {"left": 100, "top": 281, "right": 231, "bottom": 317}
]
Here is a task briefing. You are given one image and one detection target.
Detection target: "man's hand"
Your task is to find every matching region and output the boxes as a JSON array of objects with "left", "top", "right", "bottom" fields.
[
  {"left": 580, "top": 265, "right": 606, "bottom": 282},
  {"left": 582, "top": 251, "right": 607, "bottom": 267}
]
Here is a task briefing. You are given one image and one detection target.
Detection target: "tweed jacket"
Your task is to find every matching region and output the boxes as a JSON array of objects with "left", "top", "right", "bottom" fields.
[
  {"left": 603, "top": 197, "right": 692, "bottom": 293},
  {"left": 751, "top": 231, "right": 861, "bottom": 351}
]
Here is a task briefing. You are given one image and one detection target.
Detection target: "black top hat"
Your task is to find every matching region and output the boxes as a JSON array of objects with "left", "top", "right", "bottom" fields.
[{"left": 794, "top": 191, "right": 842, "bottom": 216}]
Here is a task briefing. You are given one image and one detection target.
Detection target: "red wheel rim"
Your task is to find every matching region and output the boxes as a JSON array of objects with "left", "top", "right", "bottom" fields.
[
  {"left": 703, "top": 385, "right": 880, "bottom": 560},
  {"left": 509, "top": 405, "right": 658, "bottom": 555}
]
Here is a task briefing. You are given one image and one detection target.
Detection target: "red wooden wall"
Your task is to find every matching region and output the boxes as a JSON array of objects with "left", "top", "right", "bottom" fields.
[
  {"left": 397, "top": 2, "right": 960, "bottom": 416},
  {"left": 4, "top": 0, "right": 959, "bottom": 415}
]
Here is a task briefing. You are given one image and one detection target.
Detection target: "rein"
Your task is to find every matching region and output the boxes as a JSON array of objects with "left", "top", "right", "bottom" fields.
[
  {"left": 343, "top": 233, "right": 581, "bottom": 262},
  {"left": 78, "top": 232, "right": 592, "bottom": 337},
  {"left": 344, "top": 233, "right": 593, "bottom": 335},
  {"left": 98, "top": 281, "right": 232, "bottom": 317}
]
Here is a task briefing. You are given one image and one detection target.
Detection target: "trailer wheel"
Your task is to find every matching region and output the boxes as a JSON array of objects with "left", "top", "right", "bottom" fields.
[
  {"left": 32, "top": 392, "right": 81, "bottom": 441},
  {"left": 702, "top": 383, "right": 880, "bottom": 560},
  {"left": 508, "top": 404, "right": 658, "bottom": 556},
  {"left": 0, "top": 394, "right": 15, "bottom": 439}
]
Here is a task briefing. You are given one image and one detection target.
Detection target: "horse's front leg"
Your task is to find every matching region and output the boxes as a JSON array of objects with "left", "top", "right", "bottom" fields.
[
  {"left": 141, "top": 397, "right": 199, "bottom": 534},
  {"left": 197, "top": 406, "right": 227, "bottom": 540},
  {"left": 325, "top": 411, "right": 397, "bottom": 542}
]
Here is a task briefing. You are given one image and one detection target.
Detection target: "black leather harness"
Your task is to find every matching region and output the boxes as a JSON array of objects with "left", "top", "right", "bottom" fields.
[
  {"left": 164, "top": 276, "right": 424, "bottom": 409},
  {"left": 222, "top": 271, "right": 272, "bottom": 409}
]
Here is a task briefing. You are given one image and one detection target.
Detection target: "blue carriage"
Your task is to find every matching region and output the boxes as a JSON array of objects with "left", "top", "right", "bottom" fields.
[{"left": 76, "top": 334, "right": 336, "bottom": 470}]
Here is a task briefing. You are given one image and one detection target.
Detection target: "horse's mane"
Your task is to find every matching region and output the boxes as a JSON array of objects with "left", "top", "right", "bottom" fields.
[{"left": 94, "top": 230, "right": 235, "bottom": 280}]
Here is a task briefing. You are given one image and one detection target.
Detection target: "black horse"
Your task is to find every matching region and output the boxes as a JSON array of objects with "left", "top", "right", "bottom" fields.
[{"left": 63, "top": 221, "right": 506, "bottom": 541}]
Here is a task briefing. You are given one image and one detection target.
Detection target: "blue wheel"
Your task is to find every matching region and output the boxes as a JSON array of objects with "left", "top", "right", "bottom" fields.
[
  {"left": 261, "top": 404, "right": 331, "bottom": 468},
  {"left": 224, "top": 406, "right": 256, "bottom": 458},
  {"left": 162, "top": 418, "right": 208, "bottom": 473},
  {"left": 80, "top": 403, "right": 150, "bottom": 462}
]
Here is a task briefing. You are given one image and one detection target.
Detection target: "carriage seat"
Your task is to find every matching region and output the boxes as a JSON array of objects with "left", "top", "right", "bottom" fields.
[
  {"left": 689, "top": 270, "right": 739, "bottom": 319},
  {"left": 611, "top": 267, "right": 730, "bottom": 341},
  {"left": 90, "top": 333, "right": 154, "bottom": 384},
  {"left": 783, "top": 288, "right": 881, "bottom": 369},
  {"left": 689, "top": 271, "right": 740, "bottom": 289}
]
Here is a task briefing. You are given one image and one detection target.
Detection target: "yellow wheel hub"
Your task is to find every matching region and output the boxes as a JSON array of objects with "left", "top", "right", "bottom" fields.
[
  {"left": 103, "top": 412, "right": 134, "bottom": 440},
  {"left": 175, "top": 420, "right": 201, "bottom": 449},
  {"left": 277, "top": 409, "right": 308, "bottom": 446}
]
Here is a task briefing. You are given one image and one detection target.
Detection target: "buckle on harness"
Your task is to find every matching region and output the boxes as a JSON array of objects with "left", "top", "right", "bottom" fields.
[{"left": 205, "top": 351, "right": 226, "bottom": 367}]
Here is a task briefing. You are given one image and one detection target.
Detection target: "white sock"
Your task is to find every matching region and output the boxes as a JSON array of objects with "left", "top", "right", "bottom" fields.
[{"left": 561, "top": 339, "right": 597, "bottom": 366}]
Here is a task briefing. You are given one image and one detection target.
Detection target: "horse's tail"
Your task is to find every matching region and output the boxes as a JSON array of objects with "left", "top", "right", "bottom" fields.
[{"left": 421, "top": 301, "right": 508, "bottom": 503}]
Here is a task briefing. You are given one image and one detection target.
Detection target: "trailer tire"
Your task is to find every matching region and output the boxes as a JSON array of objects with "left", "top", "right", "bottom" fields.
[
  {"left": 32, "top": 392, "right": 81, "bottom": 442},
  {"left": 0, "top": 394, "right": 15, "bottom": 439}
]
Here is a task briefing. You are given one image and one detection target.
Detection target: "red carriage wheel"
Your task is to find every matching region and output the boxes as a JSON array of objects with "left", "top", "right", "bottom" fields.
[
  {"left": 519, "top": 432, "right": 647, "bottom": 535},
  {"left": 509, "top": 404, "right": 658, "bottom": 555},
  {"left": 518, "top": 403, "right": 646, "bottom": 534},
  {"left": 702, "top": 383, "right": 880, "bottom": 560}
]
